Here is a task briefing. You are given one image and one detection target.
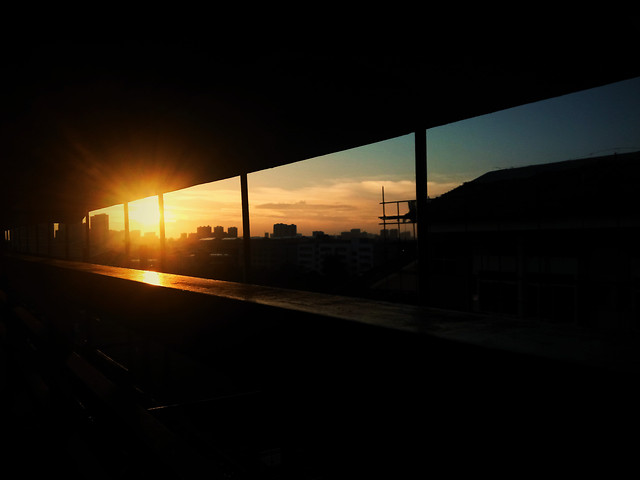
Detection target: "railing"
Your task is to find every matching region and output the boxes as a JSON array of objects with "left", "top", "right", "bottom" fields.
[{"left": 2, "top": 252, "right": 639, "bottom": 478}]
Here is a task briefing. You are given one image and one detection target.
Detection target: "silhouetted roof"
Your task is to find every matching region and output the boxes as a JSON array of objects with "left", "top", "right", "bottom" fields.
[
  {"left": 2, "top": 25, "right": 640, "bottom": 227},
  {"left": 429, "top": 151, "right": 640, "bottom": 226}
]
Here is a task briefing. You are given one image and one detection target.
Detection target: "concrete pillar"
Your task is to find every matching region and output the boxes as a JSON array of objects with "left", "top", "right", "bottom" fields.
[
  {"left": 240, "top": 173, "right": 251, "bottom": 283},
  {"left": 415, "top": 128, "right": 429, "bottom": 304},
  {"left": 65, "top": 223, "right": 70, "bottom": 260},
  {"left": 124, "top": 202, "right": 130, "bottom": 267},
  {"left": 47, "top": 222, "right": 53, "bottom": 257},
  {"left": 158, "top": 193, "right": 166, "bottom": 271},
  {"left": 84, "top": 212, "right": 90, "bottom": 262}
]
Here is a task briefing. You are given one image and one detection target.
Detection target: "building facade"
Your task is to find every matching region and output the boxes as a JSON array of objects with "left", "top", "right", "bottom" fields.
[{"left": 426, "top": 152, "right": 640, "bottom": 331}]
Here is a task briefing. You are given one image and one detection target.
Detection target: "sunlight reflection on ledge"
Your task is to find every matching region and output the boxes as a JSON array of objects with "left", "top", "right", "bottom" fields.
[{"left": 138, "top": 270, "right": 165, "bottom": 287}]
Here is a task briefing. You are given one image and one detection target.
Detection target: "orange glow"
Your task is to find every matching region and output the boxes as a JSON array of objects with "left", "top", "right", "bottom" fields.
[
  {"left": 129, "top": 196, "right": 160, "bottom": 232},
  {"left": 139, "top": 270, "right": 163, "bottom": 286}
]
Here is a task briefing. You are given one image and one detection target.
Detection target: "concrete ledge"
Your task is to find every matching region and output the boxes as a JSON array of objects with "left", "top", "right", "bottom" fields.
[
  {"left": 3, "top": 252, "right": 640, "bottom": 477},
  {"left": 3, "top": 253, "right": 640, "bottom": 374}
]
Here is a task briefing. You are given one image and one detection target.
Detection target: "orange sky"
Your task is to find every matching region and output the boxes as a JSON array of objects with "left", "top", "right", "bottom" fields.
[
  {"left": 91, "top": 134, "right": 434, "bottom": 239},
  {"left": 92, "top": 174, "right": 428, "bottom": 239}
]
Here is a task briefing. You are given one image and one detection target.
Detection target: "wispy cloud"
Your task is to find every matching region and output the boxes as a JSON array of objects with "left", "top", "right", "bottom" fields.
[
  {"left": 163, "top": 176, "right": 462, "bottom": 237},
  {"left": 244, "top": 178, "right": 417, "bottom": 235},
  {"left": 255, "top": 201, "right": 355, "bottom": 211},
  {"left": 90, "top": 162, "right": 462, "bottom": 239}
]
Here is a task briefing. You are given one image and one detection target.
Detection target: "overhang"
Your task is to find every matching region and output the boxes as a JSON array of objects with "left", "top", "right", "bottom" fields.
[{"left": 2, "top": 27, "right": 639, "bottom": 227}]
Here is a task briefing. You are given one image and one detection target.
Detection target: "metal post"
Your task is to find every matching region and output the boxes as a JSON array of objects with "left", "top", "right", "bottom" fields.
[
  {"left": 240, "top": 173, "right": 251, "bottom": 283},
  {"left": 65, "top": 223, "right": 70, "bottom": 260},
  {"left": 517, "top": 236, "right": 525, "bottom": 318},
  {"left": 84, "top": 212, "right": 90, "bottom": 262},
  {"left": 158, "top": 193, "right": 166, "bottom": 271},
  {"left": 124, "top": 201, "right": 130, "bottom": 267},
  {"left": 47, "top": 222, "right": 53, "bottom": 257},
  {"left": 382, "top": 186, "right": 387, "bottom": 240},
  {"left": 34, "top": 223, "right": 39, "bottom": 255},
  {"left": 415, "top": 128, "right": 429, "bottom": 304}
]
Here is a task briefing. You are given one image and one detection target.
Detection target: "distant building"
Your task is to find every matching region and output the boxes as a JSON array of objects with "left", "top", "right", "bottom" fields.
[
  {"left": 297, "top": 237, "right": 377, "bottom": 276},
  {"left": 227, "top": 226, "right": 238, "bottom": 238},
  {"left": 90, "top": 213, "right": 109, "bottom": 248},
  {"left": 213, "top": 226, "right": 225, "bottom": 238},
  {"left": 273, "top": 223, "right": 297, "bottom": 238},
  {"left": 197, "top": 226, "right": 212, "bottom": 238},
  {"left": 381, "top": 228, "right": 399, "bottom": 241},
  {"left": 423, "top": 151, "right": 640, "bottom": 331},
  {"left": 53, "top": 222, "right": 86, "bottom": 260},
  {"left": 339, "top": 228, "right": 374, "bottom": 240}
]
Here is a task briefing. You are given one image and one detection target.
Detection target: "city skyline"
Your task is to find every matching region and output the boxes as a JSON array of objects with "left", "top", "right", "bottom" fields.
[
  {"left": 89, "top": 76, "right": 640, "bottom": 240},
  {"left": 88, "top": 212, "right": 397, "bottom": 242},
  {"left": 90, "top": 172, "right": 418, "bottom": 240}
]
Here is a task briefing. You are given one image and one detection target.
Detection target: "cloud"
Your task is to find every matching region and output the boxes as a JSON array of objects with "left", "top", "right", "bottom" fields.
[
  {"left": 255, "top": 200, "right": 355, "bottom": 211},
  {"left": 91, "top": 174, "right": 462, "bottom": 238},
  {"left": 243, "top": 178, "right": 419, "bottom": 235}
]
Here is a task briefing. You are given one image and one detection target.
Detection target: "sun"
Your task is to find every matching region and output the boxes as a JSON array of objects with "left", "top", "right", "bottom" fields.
[{"left": 129, "top": 196, "right": 160, "bottom": 232}]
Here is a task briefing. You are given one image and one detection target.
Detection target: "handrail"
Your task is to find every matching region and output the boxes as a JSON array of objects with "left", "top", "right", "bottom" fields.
[
  {"left": 3, "top": 252, "right": 640, "bottom": 477},
  {"left": 3, "top": 252, "right": 640, "bottom": 374}
]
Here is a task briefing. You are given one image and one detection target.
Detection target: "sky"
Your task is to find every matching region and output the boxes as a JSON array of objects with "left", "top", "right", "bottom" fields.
[{"left": 91, "top": 76, "right": 640, "bottom": 239}]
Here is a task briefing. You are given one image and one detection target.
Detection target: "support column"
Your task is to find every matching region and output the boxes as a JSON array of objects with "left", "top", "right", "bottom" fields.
[
  {"left": 240, "top": 173, "right": 251, "bottom": 283},
  {"left": 158, "top": 193, "right": 166, "bottom": 271},
  {"left": 415, "top": 128, "right": 429, "bottom": 304},
  {"left": 34, "top": 223, "right": 39, "bottom": 255},
  {"left": 65, "top": 223, "right": 70, "bottom": 260},
  {"left": 84, "top": 211, "right": 90, "bottom": 262},
  {"left": 124, "top": 201, "right": 130, "bottom": 268},
  {"left": 517, "top": 235, "right": 525, "bottom": 318},
  {"left": 47, "top": 222, "right": 53, "bottom": 257},
  {"left": 382, "top": 186, "right": 387, "bottom": 239}
]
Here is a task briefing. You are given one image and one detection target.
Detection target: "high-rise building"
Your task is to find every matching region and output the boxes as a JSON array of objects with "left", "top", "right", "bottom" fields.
[
  {"left": 227, "top": 226, "right": 238, "bottom": 238},
  {"left": 90, "top": 213, "right": 109, "bottom": 248},
  {"left": 273, "top": 223, "right": 297, "bottom": 238},
  {"left": 297, "top": 237, "right": 376, "bottom": 275},
  {"left": 213, "top": 226, "right": 225, "bottom": 238},
  {"left": 197, "top": 226, "right": 212, "bottom": 238}
]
